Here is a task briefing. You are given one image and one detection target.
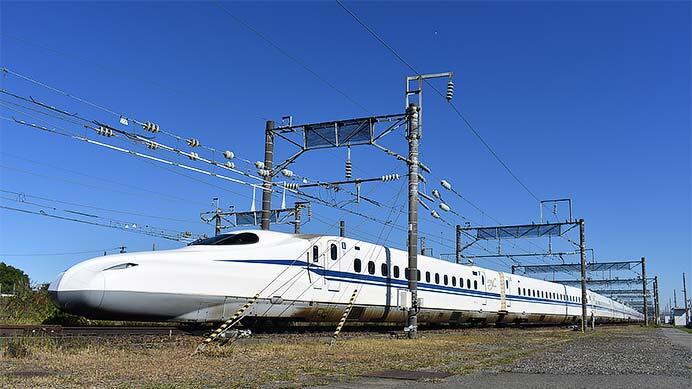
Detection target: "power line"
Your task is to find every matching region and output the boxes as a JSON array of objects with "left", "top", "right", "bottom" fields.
[
  {"left": 0, "top": 189, "right": 200, "bottom": 224},
  {"left": 335, "top": 0, "right": 540, "bottom": 202},
  {"left": 0, "top": 205, "right": 198, "bottom": 242},
  {"left": 0, "top": 248, "right": 122, "bottom": 257},
  {"left": 1, "top": 32, "right": 277, "bottom": 122},
  {"left": 213, "top": 2, "right": 373, "bottom": 116}
]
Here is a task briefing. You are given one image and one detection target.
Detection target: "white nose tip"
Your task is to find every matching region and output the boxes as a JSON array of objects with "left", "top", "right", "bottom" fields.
[{"left": 48, "top": 270, "right": 105, "bottom": 313}]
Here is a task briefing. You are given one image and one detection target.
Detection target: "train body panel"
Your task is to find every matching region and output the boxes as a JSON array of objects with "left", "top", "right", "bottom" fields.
[{"left": 48, "top": 230, "right": 644, "bottom": 324}]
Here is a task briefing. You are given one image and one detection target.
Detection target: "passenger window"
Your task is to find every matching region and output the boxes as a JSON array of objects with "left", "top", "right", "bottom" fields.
[
  {"left": 404, "top": 267, "right": 410, "bottom": 280},
  {"left": 330, "top": 244, "right": 338, "bottom": 260},
  {"left": 506, "top": 280, "right": 509, "bottom": 289},
  {"left": 474, "top": 280, "right": 478, "bottom": 290},
  {"left": 312, "top": 246, "right": 319, "bottom": 262},
  {"left": 460, "top": 278, "right": 464, "bottom": 288},
  {"left": 354, "top": 258, "right": 361, "bottom": 273},
  {"left": 482, "top": 276, "right": 485, "bottom": 285},
  {"left": 467, "top": 279, "right": 471, "bottom": 289},
  {"left": 523, "top": 288, "right": 526, "bottom": 296},
  {"left": 381, "top": 263, "right": 388, "bottom": 276},
  {"left": 444, "top": 275, "right": 448, "bottom": 285},
  {"left": 452, "top": 276, "right": 456, "bottom": 287},
  {"left": 367, "top": 261, "right": 375, "bottom": 275},
  {"left": 425, "top": 271, "right": 431, "bottom": 283},
  {"left": 393, "top": 266, "right": 400, "bottom": 278},
  {"left": 417, "top": 270, "right": 421, "bottom": 281},
  {"left": 435, "top": 273, "right": 440, "bottom": 284}
]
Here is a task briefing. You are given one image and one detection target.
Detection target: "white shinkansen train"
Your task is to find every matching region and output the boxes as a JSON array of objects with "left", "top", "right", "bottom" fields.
[{"left": 49, "top": 230, "right": 643, "bottom": 325}]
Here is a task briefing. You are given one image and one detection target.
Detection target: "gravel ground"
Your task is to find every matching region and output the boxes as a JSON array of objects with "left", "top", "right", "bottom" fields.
[
  {"left": 320, "top": 326, "right": 692, "bottom": 388},
  {"left": 506, "top": 326, "right": 692, "bottom": 377}
]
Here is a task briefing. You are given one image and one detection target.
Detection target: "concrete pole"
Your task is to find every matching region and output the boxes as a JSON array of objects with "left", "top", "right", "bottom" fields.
[
  {"left": 579, "top": 219, "right": 587, "bottom": 332},
  {"left": 294, "top": 203, "right": 302, "bottom": 234},
  {"left": 683, "top": 273, "right": 689, "bottom": 325},
  {"left": 406, "top": 103, "right": 420, "bottom": 339},
  {"left": 642, "top": 257, "right": 648, "bottom": 325},
  {"left": 674, "top": 289, "right": 677, "bottom": 308},
  {"left": 261, "top": 120, "right": 275, "bottom": 231},
  {"left": 339, "top": 220, "right": 345, "bottom": 237},
  {"left": 654, "top": 276, "right": 660, "bottom": 325},
  {"left": 455, "top": 224, "right": 461, "bottom": 264}
]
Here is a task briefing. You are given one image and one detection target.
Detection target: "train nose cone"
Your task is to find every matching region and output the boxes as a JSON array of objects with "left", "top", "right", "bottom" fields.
[
  {"left": 47, "top": 272, "right": 65, "bottom": 307},
  {"left": 48, "top": 270, "right": 105, "bottom": 313}
]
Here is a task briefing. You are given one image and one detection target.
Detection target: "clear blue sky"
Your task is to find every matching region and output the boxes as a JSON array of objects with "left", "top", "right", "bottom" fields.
[{"left": 1, "top": 2, "right": 689, "bottom": 308}]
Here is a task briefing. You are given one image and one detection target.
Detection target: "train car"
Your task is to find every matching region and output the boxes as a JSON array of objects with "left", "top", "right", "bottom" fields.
[{"left": 48, "top": 230, "right": 643, "bottom": 325}]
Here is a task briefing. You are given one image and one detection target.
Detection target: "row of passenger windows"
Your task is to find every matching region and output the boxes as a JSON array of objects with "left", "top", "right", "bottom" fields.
[
  {"left": 353, "top": 258, "right": 485, "bottom": 290},
  {"left": 517, "top": 287, "right": 583, "bottom": 303},
  {"left": 324, "top": 247, "right": 583, "bottom": 303}
]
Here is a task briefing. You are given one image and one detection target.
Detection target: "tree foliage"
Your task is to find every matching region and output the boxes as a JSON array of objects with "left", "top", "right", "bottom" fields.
[{"left": 0, "top": 262, "right": 30, "bottom": 294}]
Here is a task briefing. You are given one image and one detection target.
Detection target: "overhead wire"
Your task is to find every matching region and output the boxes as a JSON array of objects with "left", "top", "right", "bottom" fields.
[
  {"left": 0, "top": 189, "right": 201, "bottom": 224},
  {"left": 0, "top": 204, "right": 198, "bottom": 242},
  {"left": 334, "top": 0, "right": 541, "bottom": 203},
  {"left": 213, "top": 1, "right": 373, "bottom": 116}
]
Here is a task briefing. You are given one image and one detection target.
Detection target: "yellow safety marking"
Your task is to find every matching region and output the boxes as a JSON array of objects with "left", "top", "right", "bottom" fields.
[
  {"left": 193, "top": 294, "right": 259, "bottom": 354},
  {"left": 330, "top": 289, "right": 360, "bottom": 346}
]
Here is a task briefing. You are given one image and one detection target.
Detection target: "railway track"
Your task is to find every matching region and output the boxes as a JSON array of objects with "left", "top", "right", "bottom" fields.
[{"left": 0, "top": 325, "right": 188, "bottom": 338}]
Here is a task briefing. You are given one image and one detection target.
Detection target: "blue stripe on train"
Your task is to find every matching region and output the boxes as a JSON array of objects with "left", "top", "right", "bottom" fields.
[{"left": 216, "top": 259, "right": 637, "bottom": 317}]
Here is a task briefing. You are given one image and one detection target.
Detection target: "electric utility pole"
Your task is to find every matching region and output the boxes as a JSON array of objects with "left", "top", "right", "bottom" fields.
[
  {"left": 261, "top": 120, "right": 275, "bottom": 230},
  {"left": 455, "top": 224, "right": 461, "bottom": 264},
  {"left": 406, "top": 103, "right": 420, "bottom": 339},
  {"left": 684, "top": 272, "right": 689, "bottom": 325},
  {"left": 579, "top": 218, "right": 587, "bottom": 332},
  {"left": 642, "top": 257, "right": 648, "bottom": 325}
]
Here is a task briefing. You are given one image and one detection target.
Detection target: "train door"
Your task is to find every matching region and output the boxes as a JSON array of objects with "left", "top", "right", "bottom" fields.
[
  {"left": 480, "top": 271, "right": 488, "bottom": 306},
  {"left": 326, "top": 240, "right": 341, "bottom": 292},
  {"left": 505, "top": 275, "right": 512, "bottom": 308},
  {"left": 311, "top": 241, "right": 325, "bottom": 290}
]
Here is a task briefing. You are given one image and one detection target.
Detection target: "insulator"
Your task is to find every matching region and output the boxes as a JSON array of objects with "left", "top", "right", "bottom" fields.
[
  {"left": 418, "top": 199, "right": 430, "bottom": 210},
  {"left": 418, "top": 173, "right": 427, "bottom": 184},
  {"left": 258, "top": 169, "right": 271, "bottom": 177},
  {"left": 446, "top": 80, "right": 454, "bottom": 102},
  {"left": 96, "top": 126, "right": 114, "bottom": 137},
  {"left": 187, "top": 138, "right": 200, "bottom": 147},
  {"left": 441, "top": 180, "right": 452, "bottom": 190},
  {"left": 381, "top": 174, "right": 400, "bottom": 182},
  {"left": 224, "top": 161, "right": 235, "bottom": 169},
  {"left": 345, "top": 160, "right": 352, "bottom": 179},
  {"left": 255, "top": 161, "right": 265, "bottom": 169},
  {"left": 188, "top": 152, "right": 199, "bottom": 161},
  {"left": 419, "top": 162, "right": 431, "bottom": 174},
  {"left": 223, "top": 150, "right": 235, "bottom": 160},
  {"left": 281, "top": 169, "right": 293, "bottom": 177},
  {"left": 146, "top": 141, "right": 158, "bottom": 150},
  {"left": 119, "top": 116, "right": 129, "bottom": 126},
  {"left": 439, "top": 203, "right": 451, "bottom": 212},
  {"left": 419, "top": 191, "right": 434, "bottom": 202},
  {"left": 284, "top": 182, "right": 300, "bottom": 190},
  {"left": 143, "top": 122, "right": 160, "bottom": 133},
  {"left": 431, "top": 210, "right": 441, "bottom": 219},
  {"left": 432, "top": 189, "right": 441, "bottom": 199}
]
